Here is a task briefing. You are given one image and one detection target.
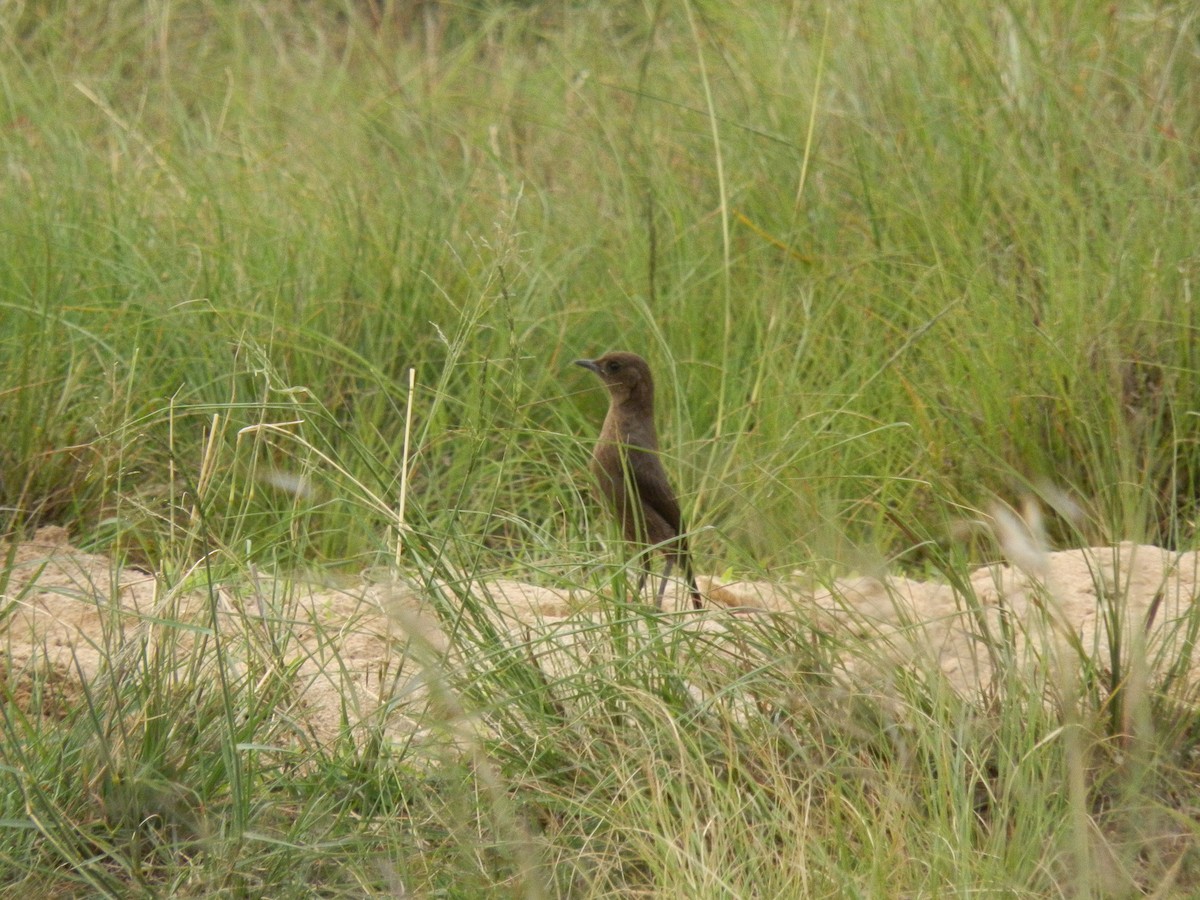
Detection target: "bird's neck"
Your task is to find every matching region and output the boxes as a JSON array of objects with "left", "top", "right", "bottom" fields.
[{"left": 605, "top": 394, "right": 657, "bottom": 449}]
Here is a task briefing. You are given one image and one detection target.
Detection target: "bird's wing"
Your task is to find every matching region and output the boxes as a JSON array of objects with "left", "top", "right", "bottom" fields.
[{"left": 629, "top": 449, "right": 685, "bottom": 536}]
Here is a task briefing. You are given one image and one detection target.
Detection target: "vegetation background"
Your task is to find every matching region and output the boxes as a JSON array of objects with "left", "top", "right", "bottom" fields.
[{"left": 2, "top": 0, "right": 1199, "bottom": 895}]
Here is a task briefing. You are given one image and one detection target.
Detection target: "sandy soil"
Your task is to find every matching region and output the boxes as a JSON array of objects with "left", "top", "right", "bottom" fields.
[{"left": 3, "top": 526, "right": 1198, "bottom": 744}]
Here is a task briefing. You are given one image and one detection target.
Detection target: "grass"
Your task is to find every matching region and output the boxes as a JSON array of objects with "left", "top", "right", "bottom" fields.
[{"left": 2, "top": 0, "right": 1200, "bottom": 894}]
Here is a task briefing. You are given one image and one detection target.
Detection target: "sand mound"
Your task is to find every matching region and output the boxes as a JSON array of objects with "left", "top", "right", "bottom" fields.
[
  {"left": 708, "top": 543, "right": 1200, "bottom": 695},
  {"left": 3, "top": 528, "right": 1197, "bottom": 743}
]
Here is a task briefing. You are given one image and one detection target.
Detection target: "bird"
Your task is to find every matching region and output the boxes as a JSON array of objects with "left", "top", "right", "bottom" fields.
[{"left": 574, "top": 351, "right": 702, "bottom": 609}]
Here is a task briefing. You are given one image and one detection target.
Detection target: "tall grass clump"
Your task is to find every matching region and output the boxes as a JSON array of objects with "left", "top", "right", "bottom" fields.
[
  {"left": 1, "top": 0, "right": 1196, "bottom": 571},
  {"left": 2, "top": 0, "right": 1200, "bottom": 895}
]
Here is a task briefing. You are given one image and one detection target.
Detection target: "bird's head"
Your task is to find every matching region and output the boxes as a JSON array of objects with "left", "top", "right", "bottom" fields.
[{"left": 574, "top": 351, "right": 654, "bottom": 404}]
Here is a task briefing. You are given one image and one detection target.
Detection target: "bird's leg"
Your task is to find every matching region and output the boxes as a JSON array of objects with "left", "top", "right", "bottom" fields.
[
  {"left": 634, "top": 570, "right": 648, "bottom": 601},
  {"left": 655, "top": 559, "right": 674, "bottom": 609}
]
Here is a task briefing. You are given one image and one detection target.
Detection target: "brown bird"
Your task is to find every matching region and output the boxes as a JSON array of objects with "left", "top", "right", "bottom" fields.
[{"left": 574, "top": 351, "right": 702, "bottom": 609}]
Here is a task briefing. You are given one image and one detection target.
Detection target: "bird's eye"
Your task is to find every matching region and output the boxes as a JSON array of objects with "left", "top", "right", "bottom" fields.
[{"left": 605, "top": 361, "right": 621, "bottom": 373}]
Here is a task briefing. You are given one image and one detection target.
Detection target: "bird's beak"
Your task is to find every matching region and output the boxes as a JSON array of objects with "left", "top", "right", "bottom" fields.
[{"left": 573, "top": 359, "right": 601, "bottom": 374}]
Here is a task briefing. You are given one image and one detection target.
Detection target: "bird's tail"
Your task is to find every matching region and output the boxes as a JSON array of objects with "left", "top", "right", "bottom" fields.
[{"left": 675, "top": 533, "right": 703, "bottom": 610}]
